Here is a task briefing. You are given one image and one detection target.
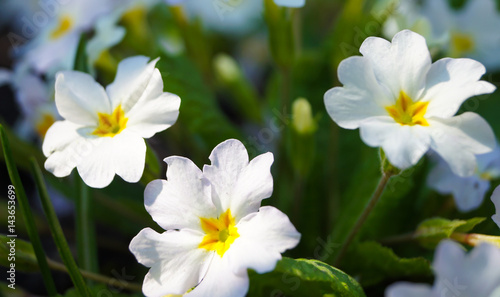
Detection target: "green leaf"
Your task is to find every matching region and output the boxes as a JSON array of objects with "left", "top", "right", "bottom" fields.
[
  {"left": 63, "top": 284, "right": 142, "bottom": 297},
  {"left": 0, "top": 234, "right": 39, "bottom": 272},
  {"left": 344, "top": 241, "right": 432, "bottom": 286},
  {"left": 73, "top": 34, "right": 89, "bottom": 73},
  {"left": 248, "top": 257, "right": 366, "bottom": 297},
  {"left": 416, "top": 217, "right": 486, "bottom": 249}
]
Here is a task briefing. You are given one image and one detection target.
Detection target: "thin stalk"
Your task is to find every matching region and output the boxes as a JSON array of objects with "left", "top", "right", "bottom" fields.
[
  {"left": 75, "top": 175, "right": 99, "bottom": 275},
  {"left": 30, "top": 158, "right": 91, "bottom": 297},
  {"left": 46, "top": 258, "right": 142, "bottom": 292},
  {"left": 0, "top": 126, "right": 58, "bottom": 296},
  {"left": 334, "top": 172, "right": 393, "bottom": 266}
]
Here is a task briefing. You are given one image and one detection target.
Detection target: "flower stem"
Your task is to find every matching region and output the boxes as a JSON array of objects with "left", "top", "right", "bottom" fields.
[
  {"left": 334, "top": 172, "right": 393, "bottom": 266},
  {"left": 75, "top": 175, "right": 99, "bottom": 276}
]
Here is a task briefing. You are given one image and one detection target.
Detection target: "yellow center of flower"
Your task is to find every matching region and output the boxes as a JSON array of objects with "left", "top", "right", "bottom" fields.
[
  {"left": 450, "top": 31, "right": 475, "bottom": 58},
  {"left": 50, "top": 15, "right": 73, "bottom": 40},
  {"left": 199, "top": 209, "right": 239, "bottom": 257},
  {"left": 35, "top": 113, "right": 56, "bottom": 138},
  {"left": 385, "top": 91, "right": 429, "bottom": 126},
  {"left": 92, "top": 105, "right": 128, "bottom": 137}
]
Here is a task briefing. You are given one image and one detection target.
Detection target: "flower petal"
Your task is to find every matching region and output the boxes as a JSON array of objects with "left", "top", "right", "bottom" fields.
[
  {"left": 491, "top": 186, "right": 500, "bottom": 228},
  {"left": 359, "top": 117, "right": 431, "bottom": 170},
  {"left": 185, "top": 256, "right": 249, "bottom": 297},
  {"left": 43, "top": 120, "right": 91, "bottom": 178},
  {"left": 428, "top": 112, "right": 495, "bottom": 177},
  {"left": 126, "top": 89, "right": 181, "bottom": 138},
  {"left": 106, "top": 56, "right": 160, "bottom": 113},
  {"left": 385, "top": 282, "right": 433, "bottom": 297},
  {"left": 55, "top": 70, "right": 110, "bottom": 126},
  {"left": 274, "top": 0, "right": 305, "bottom": 8},
  {"left": 110, "top": 131, "right": 146, "bottom": 184},
  {"left": 422, "top": 58, "right": 495, "bottom": 118},
  {"left": 203, "top": 139, "right": 274, "bottom": 220},
  {"left": 76, "top": 137, "right": 118, "bottom": 188},
  {"left": 130, "top": 228, "right": 210, "bottom": 297},
  {"left": 227, "top": 206, "right": 300, "bottom": 275},
  {"left": 145, "top": 156, "right": 216, "bottom": 231},
  {"left": 360, "top": 30, "right": 431, "bottom": 100}
]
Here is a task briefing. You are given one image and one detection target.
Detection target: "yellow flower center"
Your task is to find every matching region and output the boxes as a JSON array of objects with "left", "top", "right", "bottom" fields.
[
  {"left": 199, "top": 209, "right": 239, "bottom": 257},
  {"left": 450, "top": 31, "right": 475, "bottom": 58},
  {"left": 36, "top": 113, "right": 56, "bottom": 138},
  {"left": 50, "top": 15, "right": 73, "bottom": 40},
  {"left": 92, "top": 105, "right": 128, "bottom": 137},
  {"left": 385, "top": 91, "right": 429, "bottom": 126}
]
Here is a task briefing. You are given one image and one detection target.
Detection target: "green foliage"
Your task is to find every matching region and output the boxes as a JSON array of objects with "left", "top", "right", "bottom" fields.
[
  {"left": 416, "top": 217, "right": 486, "bottom": 249},
  {"left": 344, "top": 241, "right": 432, "bottom": 287},
  {"left": 248, "top": 257, "right": 366, "bottom": 297}
]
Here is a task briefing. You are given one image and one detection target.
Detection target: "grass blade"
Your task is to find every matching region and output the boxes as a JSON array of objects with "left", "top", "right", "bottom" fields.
[
  {"left": 29, "top": 157, "right": 91, "bottom": 297},
  {"left": 0, "top": 125, "right": 58, "bottom": 296}
]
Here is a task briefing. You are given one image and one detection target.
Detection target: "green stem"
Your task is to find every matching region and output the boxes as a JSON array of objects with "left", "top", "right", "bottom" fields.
[
  {"left": 0, "top": 126, "right": 58, "bottom": 296},
  {"left": 334, "top": 172, "right": 393, "bottom": 266},
  {"left": 75, "top": 175, "right": 98, "bottom": 275},
  {"left": 30, "top": 158, "right": 91, "bottom": 296},
  {"left": 46, "top": 258, "right": 142, "bottom": 292}
]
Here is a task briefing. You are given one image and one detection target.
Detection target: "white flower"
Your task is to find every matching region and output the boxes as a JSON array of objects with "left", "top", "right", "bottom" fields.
[
  {"left": 491, "top": 186, "right": 500, "bottom": 229},
  {"left": 21, "top": 0, "right": 114, "bottom": 74},
  {"left": 129, "top": 139, "right": 301, "bottom": 297},
  {"left": 385, "top": 0, "right": 500, "bottom": 70},
  {"left": 274, "top": 0, "right": 305, "bottom": 8},
  {"left": 42, "top": 56, "right": 181, "bottom": 188},
  {"left": 427, "top": 147, "right": 500, "bottom": 212},
  {"left": 182, "top": 0, "right": 263, "bottom": 35},
  {"left": 386, "top": 240, "right": 500, "bottom": 297},
  {"left": 324, "top": 30, "right": 496, "bottom": 177}
]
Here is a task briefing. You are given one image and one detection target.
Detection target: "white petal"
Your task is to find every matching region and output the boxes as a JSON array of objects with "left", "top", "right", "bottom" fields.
[
  {"left": 126, "top": 90, "right": 181, "bottom": 139},
  {"left": 106, "top": 56, "right": 160, "bottom": 112},
  {"left": 109, "top": 131, "right": 146, "bottom": 184},
  {"left": 432, "top": 240, "right": 465, "bottom": 281},
  {"left": 145, "top": 156, "right": 217, "bottom": 231},
  {"left": 360, "top": 30, "right": 431, "bottom": 99},
  {"left": 129, "top": 228, "right": 210, "bottom": 297},
  {"left": 359, "top": 117, "right": 431, "bottom": 170},
  {"left": 428, "top": 112, "right": 495, "bottom": 177},
  {"left": 227, "top": 206, "right": 300, "bottom": 275},
  {"left": 385, "top": 282, "right": 433, "bottom": 297},
  {"left": 75, "top": 131, "right": 145, "bottom": 188},
  {"left": 43, "top": 121, "right": 91, "bottom": 178},
  {"left": 86, "top": 14, "right": 125, "bottom": 66},
  {"left": 491, "top": 186, "right": 500, "bottom": 228},
  {"left": 274, "top": 0, "right": 305, "bottom": 8},
  {"left": 203, "top": 139, "right": 274, "bottom": 220},
  {"left": 422, "top": 58, "right": 495, "bottom": 118},
  {"left": 55, "top": 71, "right": 110, "bottom": 126},
  {"left": 0, "top": 68, "right": 12, "bottom": 86},
  {"left": 186, "top": 256, "right": 249, "bottom": 297},
  {"left": 427, "top": 155, "right": 490, "bottom": 212}
]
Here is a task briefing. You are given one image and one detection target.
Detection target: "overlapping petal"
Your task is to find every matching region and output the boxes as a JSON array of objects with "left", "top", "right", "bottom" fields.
[{"left": 492, "top": 186, "right": 500, "bottom": 228}]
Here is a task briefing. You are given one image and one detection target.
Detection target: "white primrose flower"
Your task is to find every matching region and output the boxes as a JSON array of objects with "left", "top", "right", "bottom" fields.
[
  {"left": 427, "top": 147, "right": 500, "bottom": 212},
  {"left": 42, "top": 56, "right": 181, "bottom": 188},
  {"left": 129, "top": 139, "right": 301, "bottom": 297},
  {"left": 492, "top": 186, "right": 500, "bottom": 229},
  {"left": 21, "top": 0, "right": 114, "bottom": 74},
  {"left": 386, "top": 240, "right": 500, "bottom": 297},
  {"left": 324, "top": 30, "right": 496, "bottom": 177},
  {"left": 274, "top": 0, "right": 305, "bottom": 8}
]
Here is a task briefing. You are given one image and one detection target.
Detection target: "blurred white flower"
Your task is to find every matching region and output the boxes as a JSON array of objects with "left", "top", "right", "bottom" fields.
[
  {"left": 42, "top": 56, "right": 180, "bottom": 188},
  {"left": 427, "top": 147, "right": 500, "bottom": 212},
  {"left": 0, "top": 60, "right": 59, "bottom": 140},
  {"left": 274, "top": 0, "right": 305, "bottom": 7},
  {"left": 324, "top": 30, "right": 496, "bottom": 177},
  {"left": 386, "top": 240, "right": 500, "bottom": 297},
  {"left": 21, "top": 0, "right": 114, "bottom": 74},
  {"left": 129, "top": 139, "right": 301, "bottom": 297},
  {"left": 182, "top": 0, "right": 263, "bottom": 35},
  {"left": 491, "top": 186, "right": 500, "bottom": 229},
  {"left": 384, "top": 0, "right": 500, "bottom": 70}
]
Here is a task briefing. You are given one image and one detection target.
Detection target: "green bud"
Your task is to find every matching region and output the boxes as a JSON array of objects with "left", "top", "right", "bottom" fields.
[
  {"left": 379, "top": 149, "right": 402, "bottom": 176},
  {"left": 213, "top": 53, "right": 241, "bottom": 84},
  {"left": 292, "top": 98, "right": 316, "bottom": 135}
]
